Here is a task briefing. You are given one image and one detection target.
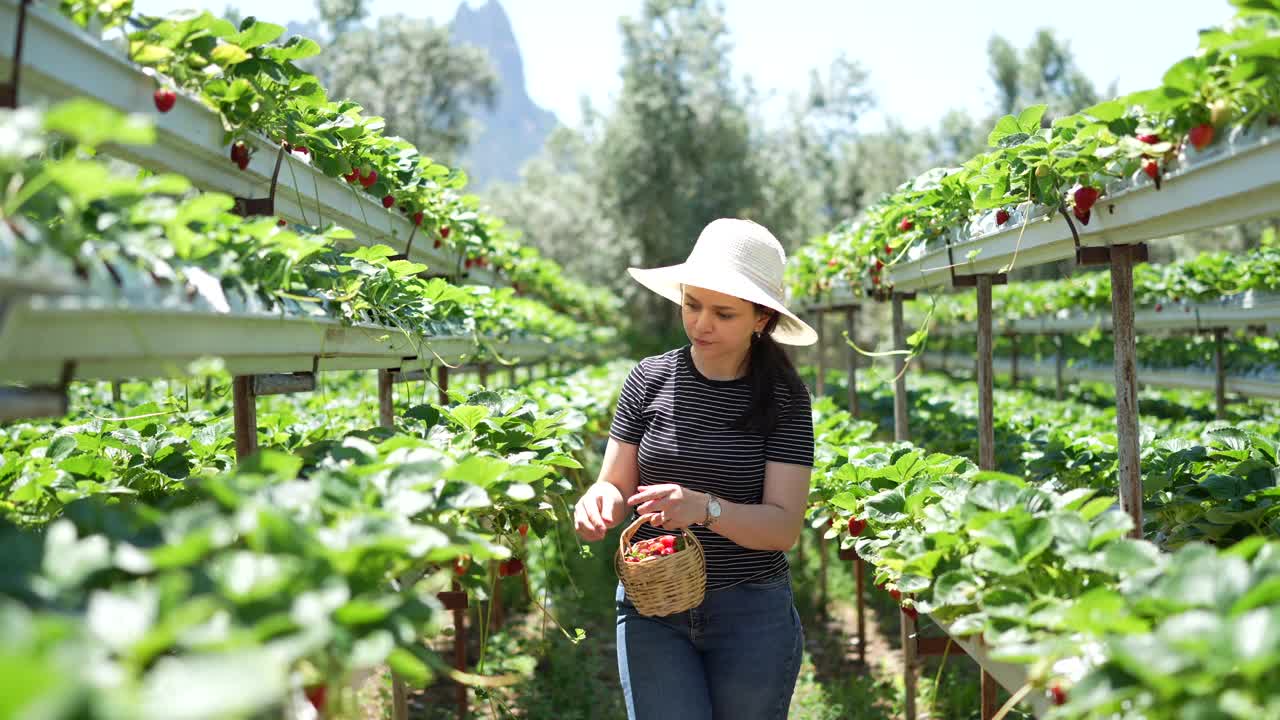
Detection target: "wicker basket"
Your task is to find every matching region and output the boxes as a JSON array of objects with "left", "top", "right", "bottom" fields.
[{"left": 614, "top": 514, "right": 706, "bottom": 617}]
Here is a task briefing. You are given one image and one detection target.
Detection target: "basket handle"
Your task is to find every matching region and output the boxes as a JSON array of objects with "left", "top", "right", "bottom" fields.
[{"left": 617, "top": 513, "right": 701, "bottom": 558}]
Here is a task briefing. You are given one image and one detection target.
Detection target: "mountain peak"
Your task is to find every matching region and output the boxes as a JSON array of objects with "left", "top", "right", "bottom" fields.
[{"left": 451, "top": 0, "right": 557, "bottom": 187}]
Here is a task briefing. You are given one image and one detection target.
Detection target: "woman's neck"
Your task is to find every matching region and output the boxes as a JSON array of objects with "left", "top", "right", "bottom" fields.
[{"left": 690, "top": 345, "right": 749, "bottom": 381}]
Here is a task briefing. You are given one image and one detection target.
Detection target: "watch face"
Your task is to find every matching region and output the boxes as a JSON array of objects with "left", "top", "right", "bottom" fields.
[{"left": 709, "top": 498, "right": 722, "bottom": 517}]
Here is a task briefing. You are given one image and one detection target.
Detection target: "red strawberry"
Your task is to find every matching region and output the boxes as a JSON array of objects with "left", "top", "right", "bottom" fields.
[
  {"left": 230, "top": 141, "right": 250, "bottom": 171},
  {"left": 1143, "top": 161, "right": 1159, "bottom": 180},
  {"left": 359, "top": 169, "right": 378, "bottom": 188},
  {"left": 827, "top": 259, "right": 839, "bottom": 268},
  {"left": 343, "top": 170, "right": 359, "bottom": 183},
  {"left": 434, "top": 239, "right": 442, "bottom": 249},
  {"left": 1050, "top": 684, "right": 1067, "bottom": 706},
  {"left": 1073, "top": 186, "right": 1100, "bottom": 213},
  {"left": 847, "top": 518, "right": 866, "bottom": 536},
  {"left": 1072, "top": 205, "right": 1091, "bottom": 225},
  {"left": 153, "top": 87, "right": 176, "bottom": 113},
  {"left": 884, "top": 244, "right": 892, "bottom": 255},
  {"left": 382, "top": 194, "right": 395, "bottom": 209},
  {"left": 413, "top": 211, "right": 424, "bottom": 226},
  {"left": 519, "top": 524, "right": 528, "bottom": 538},
  {"left": 1188, "top": 124, "right": 1215, "bottom": 151},
  {"left": 1137, "top": 133, "right": 1160, "bottom": 145},
  {"left": 454, "top": 556, "right": 469, "bottom": 575},
  {"left": 277, "top": 218, "right": 287, "bottom": 227},
  {"left": 995, "top": 209, "right": 1010, "bottom": 226},
  {"left": 304, "top": 684, "right": 327, "bottom": 712},
  {"left": 1154, "top": 302, "right": 1163, "bottom": 312},
  {"left": 874, "top": 258, "right": 884, "bottom": 270},
  {"left": 294, "top": 146, "right": 310, "bottom": 156},
  {"left": 889, "top": 589, "right": 901, "bottom": 602},
  {"left": 871, "top": 275, "right": 881, "bottom": 286},
  {"left": 440, "top": 226, "right": 451, "bottom": 238},
  {"left": 898, "top": 217, "right": 913, "bottom": 233},
  {"left": 902, "top": 606, "right": 918, "bottom": 620}
]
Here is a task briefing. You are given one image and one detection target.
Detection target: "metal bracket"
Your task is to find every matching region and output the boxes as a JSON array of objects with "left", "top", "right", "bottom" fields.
[
  {"left": 232, "top": 146, "right": 286, "bottom": 217},
  {"left": 250, "top": 371, "right": 316, "bottom": 396},
  {"left": 943, "top": 227, "right": 1006, "bottom": 287},
  {"left": 0, "top": 0, "right": 32, "bottom": 108},
  {"left": 1078, "top": 243, "right": 1149, "bottom": 267}
]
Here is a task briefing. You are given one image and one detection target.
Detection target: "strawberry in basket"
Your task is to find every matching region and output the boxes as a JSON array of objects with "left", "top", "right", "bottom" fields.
[{"left": 623, "top": 534, "right": 685, "bottom": 563}]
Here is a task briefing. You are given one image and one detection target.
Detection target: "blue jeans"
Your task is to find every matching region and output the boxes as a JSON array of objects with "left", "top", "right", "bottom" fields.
[{"left": 615, "top": 572, "right": 804, "bottom": 720}]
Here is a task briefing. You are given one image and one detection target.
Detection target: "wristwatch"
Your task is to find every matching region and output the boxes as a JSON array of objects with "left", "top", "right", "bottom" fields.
[{"left": 703, "top": 493, "right": 723, "bottom": 528}]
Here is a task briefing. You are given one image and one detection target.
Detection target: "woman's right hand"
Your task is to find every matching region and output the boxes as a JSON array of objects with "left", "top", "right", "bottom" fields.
[{"left": 574, "top": 481, "right": 627, "bottom": 542}]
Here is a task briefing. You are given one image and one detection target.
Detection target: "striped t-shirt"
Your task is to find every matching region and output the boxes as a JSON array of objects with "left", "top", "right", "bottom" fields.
[{"left": 609, "top": 345, "right": 815, "bottom": 590}]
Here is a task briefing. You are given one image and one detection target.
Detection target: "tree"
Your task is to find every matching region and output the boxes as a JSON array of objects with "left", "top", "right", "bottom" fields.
[
  {"left": 987, "top": 29, "right": 1100, "bottom": 123},
  {"left": 486, "top": 106, "right": 635, "bottom": 294},
  {"left": 307, "top": 0, "right": 497, "bottom": 163},
  {"left": 599, "top": 0, "right": 767, "bottom": 345}
]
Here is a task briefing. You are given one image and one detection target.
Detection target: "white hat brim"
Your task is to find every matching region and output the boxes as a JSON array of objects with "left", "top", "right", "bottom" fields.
[{"left": 627, "top": 263, "right": 818, "bottom": 346}]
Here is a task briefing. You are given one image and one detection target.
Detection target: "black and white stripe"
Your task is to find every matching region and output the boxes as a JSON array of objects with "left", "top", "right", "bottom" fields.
[{"left": 609, "top": 345, "right": 814, "bottom": 590}]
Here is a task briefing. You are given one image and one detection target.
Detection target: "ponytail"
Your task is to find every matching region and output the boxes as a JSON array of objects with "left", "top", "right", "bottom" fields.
[{"left": 733, "top": 307, "right": 806, "bottom": 436}]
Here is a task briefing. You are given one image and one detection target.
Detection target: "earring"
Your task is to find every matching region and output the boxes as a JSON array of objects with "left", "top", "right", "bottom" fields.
[{"left": 752, "top": 331, "right": 762, "bottom": 341}]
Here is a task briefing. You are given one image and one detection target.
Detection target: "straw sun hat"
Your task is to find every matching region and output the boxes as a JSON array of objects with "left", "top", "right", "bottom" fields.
[{"left": 627, "top": 218, "right": 819, "bottom": 346}]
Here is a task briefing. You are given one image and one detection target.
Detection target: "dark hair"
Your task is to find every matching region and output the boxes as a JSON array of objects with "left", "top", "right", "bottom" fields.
[{"left": 733, "top": 306, "right": 807, "bottom": 436}]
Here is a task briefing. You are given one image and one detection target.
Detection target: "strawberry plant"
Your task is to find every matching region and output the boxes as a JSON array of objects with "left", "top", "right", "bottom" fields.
[{"left": 787, "top": 2, "right": 1280, "bottom": 307}]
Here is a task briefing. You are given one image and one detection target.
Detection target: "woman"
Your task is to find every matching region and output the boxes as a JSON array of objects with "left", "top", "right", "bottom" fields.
[{"left": 573, "top": 218, "right": 818, "bottom": 720}]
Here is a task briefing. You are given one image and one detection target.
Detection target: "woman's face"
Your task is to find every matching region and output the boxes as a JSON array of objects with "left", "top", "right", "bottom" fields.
[{"left": 681, "top": 285, "right": 771, "bottom": 360}]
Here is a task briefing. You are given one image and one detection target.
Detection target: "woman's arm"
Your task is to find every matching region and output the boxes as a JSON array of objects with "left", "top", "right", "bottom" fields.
[
  {"left": 573, "top": 438, "right": 641, "bottom": 542},
  {"left": 704, "top": 461, "right": 812, "bottom": 551},
  {"left": 626, "top": 461, "right": 812, "bottom": 552}
]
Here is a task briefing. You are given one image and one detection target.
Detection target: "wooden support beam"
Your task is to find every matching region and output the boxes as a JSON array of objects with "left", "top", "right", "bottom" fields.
[
  {"left": 1055, "top": 334, "right": 1065, "bottom": 401},
  {"left": 451, "top": 579, "right": 468, "bottom": 719},
  {"left": 437, "top": 366, "right": 450, "bottom": 406},
  {"left": 232, "top": 375, "right": 258, "bottom": 461},
  {"left": 854, "top": 556, "right": 866, "bottom": 664},
  {"left": 478, "top": 364, "right": 490, "bottom": 387},
  {"left": 1009, "top": 332, "right": 1019, "bottom": 388},
  {"left": 902, "top": 609, "right": 918, "bottom": 720},
  {"left": 378, "top": 369, "right": 395, "bottom": 429},
  {"left": 815, "top": 311, "right": 826, "bottom": 398},
  {"left": 977, "top": 276, "right": 996, "bottom": 471},
  {"left": 845, "top": 307, "right": 860, "bottom": 417},
  {"left": 818, "top": 531, "right": 829, "bottom": 618},
  {"left": 1110, "top": 245, "right": 1144, "bottom": 539},
  {"left": 508, "top": 364, "right": 518, "bottom": 387},
  {"left": 982, "top": 670, "right": 999, "bottom": 719},
  {"left": 975, "top": 274, "right": 1000, "bottom": 716},
  {"left": 111, "top": 381, "right": 122, "bottom": 403},
  {"left": 892, "top": 294, "right": 910, "bottom": 442},
  {"left": 1214, "top": 328, "right": 1227, "bottom": 419}
]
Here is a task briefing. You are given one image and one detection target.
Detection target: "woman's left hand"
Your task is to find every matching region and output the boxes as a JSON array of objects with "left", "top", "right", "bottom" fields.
[{"left": 626, "top": 484, "right": 705, "bottom": 530}]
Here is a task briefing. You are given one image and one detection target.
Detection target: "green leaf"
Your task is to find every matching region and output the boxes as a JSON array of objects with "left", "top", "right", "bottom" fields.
[
  {"left": 1081, "top": 100, "right": 1125, "bottom": 122},
  {"left": 1064, "top": 588, "right": 1147, "bottom": 634},
  {"left": 140, "top": 649, "right": 288, "bottom": 720},
  {"left": 987, "top": 115, "right": 1022, "bottom": 148},
  {"left": 230, "top": 20, "right": 285, "bottom": 48},
  {"left": 211, "top": 44, "right": 252, "bottom": 66},
  {"left": 43, "top": 99, "right": 155, "bottom": 147},
  {"left": 388, "top": 646, "right": 432, "bottom": 685},
  {"left": 448, "top": 406, "right": 491, "bottom": 432},
  {"left": 265, "top": 36, "right": 322, "bottom": 61},
  {"left": 1016, "top": 105, "right": 1047, "bottom": 132}
]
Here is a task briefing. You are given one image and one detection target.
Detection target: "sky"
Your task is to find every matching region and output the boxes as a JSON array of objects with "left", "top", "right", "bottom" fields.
[{"left": 133, "top": 0, "right": 1236, "bottom": 133}]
